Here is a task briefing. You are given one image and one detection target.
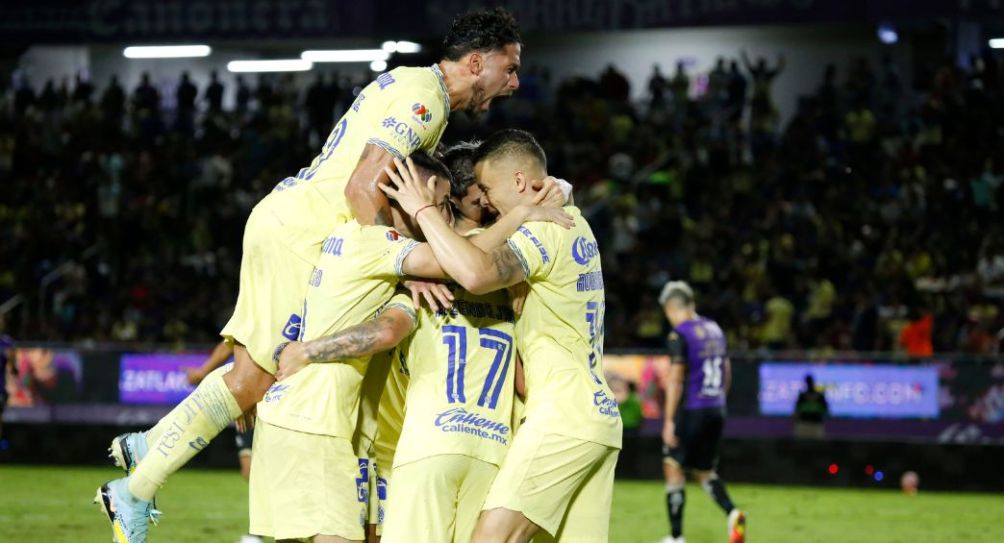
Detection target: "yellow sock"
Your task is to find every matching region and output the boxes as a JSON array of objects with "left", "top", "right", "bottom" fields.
[{"left": 128, "top": 365, "right": 242, "bottom": 500}]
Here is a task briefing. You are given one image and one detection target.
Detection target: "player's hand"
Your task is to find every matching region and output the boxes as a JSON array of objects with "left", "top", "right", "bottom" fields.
[
  {"left": 509, "top": 282, "right": 530, "bottom": 315},
  {"left": 236, "top": 406, "right": 256, "bottom": 433},
  {"left": 662, "top": 421, "right": 678, "bottom": 449},
  {"left": 404, "top": 279, "right": 453, "bottom": 313},
  {"left": 276, "top": 341, "right": 309, "bottom": 381},
  {"left": 532, "top": 176, "right": 568, "bottom": 207},
  {"left": 185, "top": 366, "right": 206, "bottom": 386},
  {"left": 380, "top": 157, "right": 436, "bottom": 218},
  {"left": 523, "top": 205, "right": 575, "bottom": 229}
]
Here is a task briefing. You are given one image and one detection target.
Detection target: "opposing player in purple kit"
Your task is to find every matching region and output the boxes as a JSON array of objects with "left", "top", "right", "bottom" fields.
[
  {"left": 657, "top": 281, "right": 746, "bottom": 543},
  {"left": 94, "top": 8, "right": 525, "bottom": 543}
]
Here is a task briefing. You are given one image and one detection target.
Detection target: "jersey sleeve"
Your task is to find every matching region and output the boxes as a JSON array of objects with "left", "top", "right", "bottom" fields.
[
  {"left": 667, "top": 331, "right": 688, "bottom": 364},
  {"left": 376, "top": 290, "right": 418, "bottom": 327},
  {"left": 505, "top": 224, "right": 556, "bottom": 281},
  {"left": 367, "top": 84, "right": 445, "bottom": 159},
  {"left": 361, "top": 226, "right": 420, "bottom": 278}
]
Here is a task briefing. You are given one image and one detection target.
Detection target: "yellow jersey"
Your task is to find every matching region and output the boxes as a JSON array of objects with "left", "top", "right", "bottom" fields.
[
  {"left": 256, "top": 65, "right": 450, "bottom": 260},
  {"left": 393, "top": 284, "right": 516, "bottom": 468},
  {"left": 505, "top": 206, "right": 623, "bottom": 448},
  {"left": 257, "top": 222, "right": 418, "bottom": 438}
]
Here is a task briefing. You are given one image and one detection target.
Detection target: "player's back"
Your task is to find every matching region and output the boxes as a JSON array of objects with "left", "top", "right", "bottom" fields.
[
  {"left": 674, "top": 317, "right": 728, "bottom": 411},
  {"left": 508, "top": 206, "right": 622, "bottom": 449},
  {"left": 255, "top": 221, "right": 418, "bottom": 439},
  {"left": 260, "top": 65, "right": 450, "bottom": 239},
  {"left": 393, "top": 285, "right": 516, "bottom": 468}
]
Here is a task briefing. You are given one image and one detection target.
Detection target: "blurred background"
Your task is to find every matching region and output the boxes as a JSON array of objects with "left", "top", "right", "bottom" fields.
[{"left": 1, "top": 0, "right": 1003, "bottom": 536}]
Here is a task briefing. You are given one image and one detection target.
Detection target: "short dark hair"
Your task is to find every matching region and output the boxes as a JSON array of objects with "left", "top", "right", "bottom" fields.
[
  {"left": 409, "top": 151, "right": 453, "bottom": 186},
  {"left": 442, "top": 8, "right": 522, "bottom": 62},
  {"left": 473, "top": 129, "right": 546, "bottom": 171},
  {"left": 442, "top": 140, "right": 481, "bottom": 199}
]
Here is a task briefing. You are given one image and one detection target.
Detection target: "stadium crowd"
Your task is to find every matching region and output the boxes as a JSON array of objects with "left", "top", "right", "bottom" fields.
[{"left": 2, "top": 52, "right": 1003, "bottom": 353}]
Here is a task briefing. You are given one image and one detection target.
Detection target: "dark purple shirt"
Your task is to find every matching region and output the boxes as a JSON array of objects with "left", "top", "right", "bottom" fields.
[{"left": 667, "top": 317, "right": 727, "bottom": 410}]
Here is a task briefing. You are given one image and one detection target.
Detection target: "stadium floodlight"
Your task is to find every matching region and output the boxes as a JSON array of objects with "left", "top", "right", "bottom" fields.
[
  {"left": 226, "top": 59, "right": 312, "bottom": 73},
  {"left": 990, "top": 38, "right": 1004, "bottom": 49},
  {"left": 370, "top": 60, "right": 388, "bottom": 72},
  {"left": 877, "top": 23, "right": 898, "bottom": 45},
  {"left": 301, "top": 49, "right": 389, "bottom": 63},
  {"left": 382, "top": 40, "right": 422, "bottom": 54},
  {"left": 123, "top": 45, "right": 211, "bottom": 59}
]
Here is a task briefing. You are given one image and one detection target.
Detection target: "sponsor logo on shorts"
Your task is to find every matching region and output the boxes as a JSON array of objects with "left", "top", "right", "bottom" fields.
[
  {"left": 571, "top": 236, "right": 599, "bottom": 265},
  {"left": 263, "top": 383, "right": 289, "bottom": 403},
  {"left": 434, "top": 407, "right": 510, "bottom": 445},
  {"left": 593, "top": 389, "right": 620, "bottom": 418},
  {"left": 281, "top": 313, "right": 302, "bottom": 340}
]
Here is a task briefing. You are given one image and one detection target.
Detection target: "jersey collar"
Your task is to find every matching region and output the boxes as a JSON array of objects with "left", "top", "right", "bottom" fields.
[{"left": 431, "top": 63, "right": 451, "bottom": 113}]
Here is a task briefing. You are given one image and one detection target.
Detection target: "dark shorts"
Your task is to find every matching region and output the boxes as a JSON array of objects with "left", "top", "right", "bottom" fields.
[
  {"left": 663, "top": 407, "right": 725, "bottom": 471},
  {"left": 235, "top": 425, "right": 254, "bottom": 455}
]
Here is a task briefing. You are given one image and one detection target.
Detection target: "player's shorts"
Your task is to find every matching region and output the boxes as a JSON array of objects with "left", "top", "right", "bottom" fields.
[
  {"left": 663, "top": 407, "right": 725, "bottom": 471},
  {"left": 482, "top": 423, "right": 619, "bottom": 542},
  {"left": 220, "top": 194, "right": 334, "bottom": 374},
  {"left": 382, "top": 455, "right": 498, "bottom": 543},
  {"left": 234, "top": 425, "right": 254, "bottom": 457},
  {"left": 249, "top": 420, "right": 366, "bottom": 541}
]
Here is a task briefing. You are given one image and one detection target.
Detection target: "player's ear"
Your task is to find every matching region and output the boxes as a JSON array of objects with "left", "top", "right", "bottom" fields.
[
  {"left": 468, "top": 52, "right": 483, "bottom": 76},
  {"left": 514, "top": 170, "right": 527, "bottom": 193}
]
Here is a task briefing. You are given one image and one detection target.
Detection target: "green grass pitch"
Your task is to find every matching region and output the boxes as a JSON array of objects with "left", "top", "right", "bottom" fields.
[{"left": 0, "top": 466, "right": 1001, "bottom": 542}]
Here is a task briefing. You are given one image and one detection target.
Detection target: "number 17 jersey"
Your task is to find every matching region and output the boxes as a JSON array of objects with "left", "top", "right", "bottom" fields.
[{"left": 392, "top": 285, "right": 516, "bottom": 469}]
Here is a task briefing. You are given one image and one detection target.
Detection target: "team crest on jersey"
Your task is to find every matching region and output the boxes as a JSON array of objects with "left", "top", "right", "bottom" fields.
[
  {"left": 412, "top": 103, "right": 432, "bottom": 123},
  {"left": 386, "top": 230, "right": 400, "bottom": 241}
]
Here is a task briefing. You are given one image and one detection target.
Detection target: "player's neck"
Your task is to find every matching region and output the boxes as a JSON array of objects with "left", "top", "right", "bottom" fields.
[
  {"left": 455, "top": 216, "right": 480, "bottom": 235},
  {"left": 437, "top": 61, "right": 470, "bottom": 112}
]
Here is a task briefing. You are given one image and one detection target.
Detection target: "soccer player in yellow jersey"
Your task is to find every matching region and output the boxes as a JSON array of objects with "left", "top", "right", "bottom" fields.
[
  {"left": 381, "top": 130, "right": 623, "bottom": 543},
  {"left": 252, "top": 152, "right": 570, "bottom": 543},
  {"left": 96, "top": 9, "right": 524, "bottom": 543}
]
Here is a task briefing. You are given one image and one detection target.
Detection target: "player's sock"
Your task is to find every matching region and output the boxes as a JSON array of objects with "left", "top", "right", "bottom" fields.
[
  {"left": 666, "top": 482, "right": 686, "bottom": 538},
  {"left": 128, "top": 365, "right": 242, "bottom": 501},
  {"left": 703, "top": 476, "right": 736, "bottom": 514}
]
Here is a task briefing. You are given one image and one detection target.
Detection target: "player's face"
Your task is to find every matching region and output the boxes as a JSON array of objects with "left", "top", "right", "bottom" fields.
[
  {"left": 454, "top": 183, "right": 488, "bottom": 225},
  {"left": 468, "top": 43, "right": 521, "bottom": 116},
  {"left": 473, "top": 158, "right": 525, "bottom": 215}
]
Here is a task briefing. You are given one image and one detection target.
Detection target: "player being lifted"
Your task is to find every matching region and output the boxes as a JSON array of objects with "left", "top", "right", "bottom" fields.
[
  {"left": 95, "top": 9, "right": 524, "bottom": 543},
  {"left": 251, "top": 152, "right": 570, "bottom": 543},
  {"left": 657, "top": 281, "right": 746, "bottom": 543},
  {"left": 380, "top": 129, "right": 622, "bottom": 543}
]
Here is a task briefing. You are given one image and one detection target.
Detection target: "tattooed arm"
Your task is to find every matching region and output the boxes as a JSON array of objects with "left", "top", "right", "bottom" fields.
[{"left": 275, "top": 307, "right": 415, "bottom": 381}]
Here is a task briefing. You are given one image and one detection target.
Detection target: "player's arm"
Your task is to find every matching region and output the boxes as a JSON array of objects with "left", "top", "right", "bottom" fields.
[
  {"left": 186, "top": 340, "right": 234, "bottom": 385},
  {"left": 345, "top": 144, "right": 397, "bottom": 226},
  {"left": 514, "top": 354, "right": 526, "bottom": 401},
  {"left": 398, "top": 199, "right": 571, "bottom": 284},
  {"left": 382, "top": 158, "right": 547, "bottom": 295},
  {"left": 662, "top": 332, "right": 688, "bottom": 447},
  {"left": 276, "top": 306, "right": 416, "bottom": 381}
]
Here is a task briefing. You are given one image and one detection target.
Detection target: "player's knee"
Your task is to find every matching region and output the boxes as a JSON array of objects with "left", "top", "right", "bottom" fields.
[
  {"left": 472, "top": 509, "right": 533, "bottom": 543},
  {"left": 225, "top": 348, "right": 275, "bottom": 404},
  {"left": 697, "top": 471, "right": 718, "bottom": 490}
]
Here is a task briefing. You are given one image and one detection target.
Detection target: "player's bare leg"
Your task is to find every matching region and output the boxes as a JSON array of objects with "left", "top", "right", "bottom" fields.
[
  {"left": 471, "top": 508, "right": 540, "bottom": 543},
  {"left": 223, "top": 344, "right": 276, "bottom": 411},
  {"left": 366, "top": 524, "right": 380, "bottom": 542}
]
